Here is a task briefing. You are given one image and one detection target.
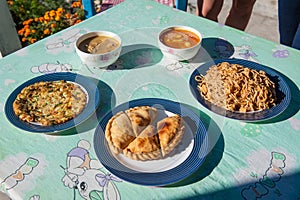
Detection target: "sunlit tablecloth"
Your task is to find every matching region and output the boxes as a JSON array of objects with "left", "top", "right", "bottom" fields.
[{"left": 0, "top": 0, "right": 299, "bottom": 199}]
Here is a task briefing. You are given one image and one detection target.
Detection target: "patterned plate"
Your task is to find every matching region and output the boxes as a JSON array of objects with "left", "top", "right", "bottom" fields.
[
  {"left": 94, "top": 98, "right": 209, "bottom": 186},
  {"left": 189, "top": 58, "right": 291, "bottom": 121},
  {"left": 5, "top": 72, "right": 100, "bottom": 133}
]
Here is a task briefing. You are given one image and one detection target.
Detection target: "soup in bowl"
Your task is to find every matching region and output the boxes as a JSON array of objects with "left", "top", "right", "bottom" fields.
[
  {"left": 158, "top": 26, "right": 202, "bottom": 61},
  {"left": 75, "top": 31, "right": 122, "bottom": 68}
]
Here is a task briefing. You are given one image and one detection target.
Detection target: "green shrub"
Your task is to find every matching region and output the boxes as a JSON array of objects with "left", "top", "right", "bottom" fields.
[{"left": 7, "top": 0, "right": 85, "bottom": 46}]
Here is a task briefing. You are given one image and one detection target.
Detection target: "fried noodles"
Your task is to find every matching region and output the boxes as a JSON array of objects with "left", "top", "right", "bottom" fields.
[{"left": 195, "top": 62, "right": 276, "bottom": 112}]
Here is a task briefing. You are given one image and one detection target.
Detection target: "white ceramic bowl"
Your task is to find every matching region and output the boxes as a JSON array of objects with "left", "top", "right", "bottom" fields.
[
  {"left": 158, "top": 26, "right": 202, "bottom": 61},
  {"left": 75, "top": 31, "right": 122, "bottom": 68}
]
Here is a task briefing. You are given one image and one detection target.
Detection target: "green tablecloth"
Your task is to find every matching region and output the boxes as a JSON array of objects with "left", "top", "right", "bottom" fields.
[{"left": 0, "top": 0, "right": 299, "bottom": 199}]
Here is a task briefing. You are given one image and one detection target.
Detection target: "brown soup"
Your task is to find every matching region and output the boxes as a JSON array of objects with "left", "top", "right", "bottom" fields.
[
  {"left": 78, "top": 35, "right": 120, "bottom": 54},
  {"left": 160, "top": 28, "right": 200, "bottom": 49}
]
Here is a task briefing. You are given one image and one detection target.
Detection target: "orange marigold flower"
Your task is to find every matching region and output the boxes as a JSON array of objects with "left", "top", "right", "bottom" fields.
[
  {"left": 75, "top": 19, "right": 82, "bottom": 24},
  {"left": 34, "top": 17, "right": 39, "bottom": 22},
  {"left": 22, "top": 38, "right": 26, "bottom": 42},
  {"left": 44, "top": 29, "right": 50, "bottom": 35},
  {"left": 44, "top": 15, "right": 50, "bottom": 20},
  {"left": 18, "top": 29, "right": 25, "bottom": 35},
  {"left": 50, "top": 10, "right": 56, "bottom": 17},
  {"left": 65, "top": 13, "right": 71, "bottom": 19},
  {"left": 25, "top": 28, "right": 31, "bottom": 34},
  {"left": 30, "top": 38, "right": 37, "bottom": 43},
  {"left": 31, "top": 29, "right": 36, "bottom": 33},
  {"left": 56, "top": 12, "right": 62, "bottom": 17},
  {"left": 24, "top": 25, "right": 30, "bottom": 29},
  {"left": 55, "top": 16, "right": 61, "bottom": 21},
  {"left": 57, "top": 7, "right": 64, "bottom": 13},
  {"left": 72, "top": 1, "right": 81, "bottom": 8},
  {"left": 50, "top": 23, "right": 56, "bottom": 28}
]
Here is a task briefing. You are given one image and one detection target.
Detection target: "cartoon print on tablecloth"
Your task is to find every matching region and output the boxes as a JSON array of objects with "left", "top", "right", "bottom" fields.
[
  {"left": 31, "top": 61, "right": 73, "bottom": 74},
  {"left": 61, "top": 139, "right": 122, "bottom": 200},
  {"left": 1, "top": 157, "right": 39, "bottom": 198},
  {"left": 272, "top": 45, "right": 289, "bottom": 58},
  {"left": 0, "top": 63, "right": 17, "bottom": 75},
  {"left": 163, "top": 60, "right": 197, "bottom": 80},
  {"left": 240, "top": 122, "right": 263, "bottom": 137},
  {"left": 288, "top": 118, "right": 300, "bottom": 131},
  {"left": 241, "top": 151, "right": 286, "bottom": 199},
  {"left": 165, "top": 61, "right": 186, "bottom": 71},
  {"left": 45, "top": 28, "right": 87, "bottom": 54},
  {"left": 130, "top": 83, "right": 178, "bottom": 100},
  {"left": 152, "top": 15, "right": 169, "bottom": 25},
  {"left": 29, "top": 195, "right": 40, "bottom": 200},
  {"left": 4, "top": 79, "right": 15, "bottom": 86},
  {"left": 231, "top": 45, "right": 258, "bottom": 62}
]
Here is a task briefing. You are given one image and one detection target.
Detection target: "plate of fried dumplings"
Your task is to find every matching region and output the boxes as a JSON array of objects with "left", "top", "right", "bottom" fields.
[{"left": 93, "top": 98, "right": 209, "bottom": 186}]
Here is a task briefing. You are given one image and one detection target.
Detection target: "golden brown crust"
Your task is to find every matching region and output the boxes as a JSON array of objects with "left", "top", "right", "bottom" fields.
[
  {"left": 104, "top": 107, "right": 185, "bottom": 161},
  {"left": 105, "top": 111, "right": 135, "bottom": 154},
  {"left": 123, "top": 125, "right": 162, "bottom": 161},
  {"left": 157, "top": 115, "right": 185, "bottom": 157},
  {"left": 125, "top": 106, "right": 158, "bottom": 136},
  {"left": 12, "top": 80, "right": 87, "bottom": 126}
]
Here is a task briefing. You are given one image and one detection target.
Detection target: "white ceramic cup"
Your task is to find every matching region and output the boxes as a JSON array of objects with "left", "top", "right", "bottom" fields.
[
  {"left": 75, "top": 31, "right": 122, "bottom": 68},
  {"left": 158, "top": 26, "right": 202, "bottom": 61}
]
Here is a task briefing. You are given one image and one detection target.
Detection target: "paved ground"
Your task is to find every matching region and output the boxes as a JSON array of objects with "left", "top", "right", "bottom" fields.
[{"left": 187, "top": 0, "right": 279, "bottom": 43}]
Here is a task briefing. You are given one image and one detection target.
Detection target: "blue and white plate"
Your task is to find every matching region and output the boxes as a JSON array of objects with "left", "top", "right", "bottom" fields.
[
  {"left": 189, "top": 58, "right": 291, "bottom": 121},
  {"left": 5, "top": 72, "right": 100, "bottom": 133},
  {"left": 93, "top": 98, "right": 209, "bottom": 186}
]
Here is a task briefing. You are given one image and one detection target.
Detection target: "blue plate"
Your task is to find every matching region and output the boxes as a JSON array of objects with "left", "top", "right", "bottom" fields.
[
  {"left": 93, "top": 98, "right": 209, "bottom": 186},
  {"left": 5, "top": 72, "right": 100, "bottom": 133},
  {"left": 189, "top": 58, "right": 291, "bottom": 121}
]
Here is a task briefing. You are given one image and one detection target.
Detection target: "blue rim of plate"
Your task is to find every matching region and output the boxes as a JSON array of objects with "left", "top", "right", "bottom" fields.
[
  {"left": 189, "top": 58, "right": 291, "bottom": 121},
  {"left": 93, "top": 98, "right": 209, "bottom": 186},
  {"left": 4, "top": 72, "right": 100, "bottom": 133}
]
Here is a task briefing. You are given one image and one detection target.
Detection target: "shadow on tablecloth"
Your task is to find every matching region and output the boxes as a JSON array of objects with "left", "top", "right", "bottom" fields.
[
  {"left": 193, "top": 37, "right": 235, "bottom": 63},
  {"left": 57, "top": 76, "right": 116, "bottom": 135},
  {"left": 106, "top": 44, "right": 163, "bottom": 70},
  {"left": 106, "top": 38, "right": 234, "bottom": 71},
  {"left": 254, "top": 72, "right": 300, "bottom": 124},
  {"left": 182, "top": 167, "right": 300, "bottom": 199},
  {"left": 165, "top": 105, "right": 225, "bottom": 187}
]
